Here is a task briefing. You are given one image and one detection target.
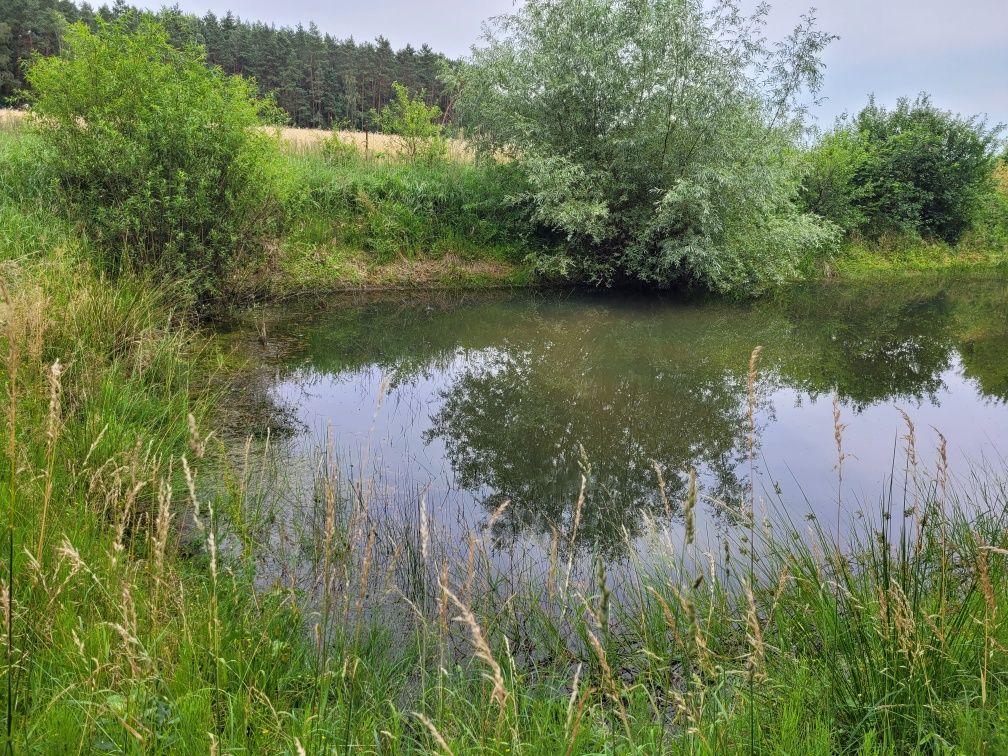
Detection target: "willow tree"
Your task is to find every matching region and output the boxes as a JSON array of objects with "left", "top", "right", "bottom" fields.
[{"left": 457, "top": 0, "right": 838, "bottom": 293}]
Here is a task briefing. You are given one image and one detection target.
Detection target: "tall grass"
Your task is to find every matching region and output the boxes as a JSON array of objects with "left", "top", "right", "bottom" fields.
[{"left": 281, "top": 143, "right": 536, "bottom": 265}]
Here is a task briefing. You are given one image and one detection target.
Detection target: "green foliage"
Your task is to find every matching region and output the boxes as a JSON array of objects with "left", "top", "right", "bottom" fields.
[
  {"left": 801, "top": 128, "right": 869, "bottom": 234},
  {"left": 25, "top": 16, "right": 287, "bottom": 306},
  {"left": 377, "top": 82, "right": 446, "bottom": 163},
  {"left": 318, "top": 132, "right": 359, "bottom": 167},
  {"left": 457, "top": 0, "right": 839, "bottom": 293},
  {"left": 805, "top": 95, "right": 1004, "bottom": 244}
]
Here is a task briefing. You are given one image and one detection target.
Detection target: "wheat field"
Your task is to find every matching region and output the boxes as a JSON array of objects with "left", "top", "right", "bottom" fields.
[
  {"left": 273, "top": 125, "right": 473, "bottom": 160},
  {"left": 0, "top": 109, "right": 471, "bottom": 159}
]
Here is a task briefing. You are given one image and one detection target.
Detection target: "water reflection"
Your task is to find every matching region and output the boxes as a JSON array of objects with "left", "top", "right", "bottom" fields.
[{"left": 249, "top": 279, "right": 1008, "bottom": 556}]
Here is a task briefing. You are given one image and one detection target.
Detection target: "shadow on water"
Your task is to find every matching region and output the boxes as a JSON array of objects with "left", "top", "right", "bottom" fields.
[{"left": 219, "top": 277, "right": 1008, "bottom": 566}]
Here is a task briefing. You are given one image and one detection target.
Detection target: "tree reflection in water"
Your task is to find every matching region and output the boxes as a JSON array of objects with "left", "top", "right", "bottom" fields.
[{"left": 251, "top": 278, "right": 1008, "bottom": 558}]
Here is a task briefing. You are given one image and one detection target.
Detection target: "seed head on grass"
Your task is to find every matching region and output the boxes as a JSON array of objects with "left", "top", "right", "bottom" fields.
[
  {"left": 37, "top": 358, "right": 64, "bottom": 564},
  {"left": 413, "top": 712, "right": 454, "bottom": 755},
  {"left": 565, "top": 663, "right": 582, "bottom": 734},
  {"left": 744, "top": 582, "right": 766, "bottom": 683},
  {"left": 653, "top": 461, "right": 671, "bottom": 519},
  {"left": 438, "top": 578, "right": 508, "bottom": 711},
  {"left": 685, "top": 468, "right": 697, "bottom": 547},
  {"left": 560, "top": 474, "right": 587, "bottom": 605},
  {"left": 584, "top": 619, "right": 631, "bottom": 738},
  {"left": 419, "top": 494, "right": 430, "bottom": 568}
]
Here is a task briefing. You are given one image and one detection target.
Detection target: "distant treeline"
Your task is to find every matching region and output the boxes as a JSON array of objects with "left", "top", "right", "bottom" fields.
[{"left": 0, "top": 0, "right": 456, "bottom": 128}]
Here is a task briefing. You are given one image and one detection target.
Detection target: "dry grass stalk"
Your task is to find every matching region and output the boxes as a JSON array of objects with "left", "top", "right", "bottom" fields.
[
  {"left": 595, "top": 557, "right": 611, "bottom": 639},
  {"left": 108, "top": 585, "right": 146, "bottom": 679},
  {"left": 413, "top": 711, "right": 454, "bottom": 755},
  {"left": 885, "top": 581, "right": 920, "bottom": 665},
  {"left": 934, "top": 428, "right": 949, "bottom": 500},
  {"left": 182, "top": 457, "right": 200, "bottom": 519},
  {"left": 152, "top": 474, "right": 172, "bottom": 587},
  {"left": 437, "top": 562, "right": 449, "bottom": 634},
  {"left": 564, "top": 684, "right": 594, "bottom": 756},
  {"left": 653, "top": 461, "right": 671, "bottom": 519},
  {"left": 744, "top": 583, "right": 766, "bottom": 682},
  {"left": 584, "top": 622, "right": 631, "bottom": 738},
  {"left": 36, "top": 359, "right": 63, "bottom": 562},
  {"left": 0, "top": 582, "right": 7, "bottom": 643},
  {"left": 977, "top": 542, "right": 998, "bottom": 705},
  {"left": 767, "top": 566, "right": 790, "bottom": 624},
  {"left": 897, "top": 409, "right": 921, "bottom": 527},
  {"left": 111, "top": 480, "right": 145, "bottom": 566},
  {"left": 560, "top": 475, "right": 587, "bottom": 608},
  {"left": 977, "top": 544, "right": 996, "bottom": 616},
  {"left": 354, "top": 527, "right": 377, "bottom": 621},
  {"left": 461, "top": 532, "right": 476, "bottom": 601},
  {"left": 207, "top": 499, "right": 219, "bottom": 585},
  {"left": 438, "top": 578, "right": 508, "bottom": 711},
  {"left": 187, "top": 413, "right": 211, "bottom": 459},
  {"left": 565, "top": 663, "right": 583, "bottom": 734},
  {"left": 832, "top": 393, "right": 849, "bottom": 539},
  {"left": 647, "top": 585, "right": 688, "bottom": 650},
  {"left": 746, "top": 346, "right": 763, "bottom": 524},
  {"left": 419, "top": 494, "right": 430, "bottom": 569},
  {"left": 685, "top": 468, "right": 697, "bottom": 547},
  {"left": 672, "top": 585, "right": 715, "bottom": 679},
  {"left": 485, "top": 498, "right": 510, "bottom": 538}
]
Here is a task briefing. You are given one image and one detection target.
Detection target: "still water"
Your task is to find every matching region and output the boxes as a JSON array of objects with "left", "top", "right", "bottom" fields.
[{"left": 235, "top": 279, "right": 1008, "bottom": 558}]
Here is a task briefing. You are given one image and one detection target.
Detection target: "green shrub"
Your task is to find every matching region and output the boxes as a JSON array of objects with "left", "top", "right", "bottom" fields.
[
  {"left": 25, "top": 16, "right": 287, "bottom": 307},
  {"left": 805, "top": 95, "right": 1003, "bottom": 244},
  {"left": 801, "top": 129, "right": 869, "bottom": 234},
  {"left": 376, "top": 82, "right": 446, "bottom": 163}
]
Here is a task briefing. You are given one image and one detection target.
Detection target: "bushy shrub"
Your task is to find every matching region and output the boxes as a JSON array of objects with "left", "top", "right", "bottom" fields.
[
  {"left": 455, "top": 0, "right": 839, "bottom": 293},
  {"left": 25, "top": 16, "right": 287, "bottom": 307},
  {"left": 804, "top": 95, "right": 1004, "bottom": 244},
  {"left": 800, "top": 129, "right": 869, "bottom": 234}
]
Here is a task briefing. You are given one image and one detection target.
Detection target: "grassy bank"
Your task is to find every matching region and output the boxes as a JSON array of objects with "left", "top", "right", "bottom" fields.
[
  {"left": 6, "top": 106, "right": 1008, "bottom": 297},
  {"left": 824, "top": 236, "right": 1008, "bottom": 280},
  {"left": 0, "top": 112, "right": 535, "bottom": 300},
  {"left": 233, "top": 144, "right": 537, "bottom": 299},
  {"left": 820, "top": 161, "right": 1008, "bottom": 282}
]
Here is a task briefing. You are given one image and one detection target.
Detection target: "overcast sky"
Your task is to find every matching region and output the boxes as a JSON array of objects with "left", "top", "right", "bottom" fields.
[{"left": 142, "top": 0, "right": 1008, "bottom": 127}]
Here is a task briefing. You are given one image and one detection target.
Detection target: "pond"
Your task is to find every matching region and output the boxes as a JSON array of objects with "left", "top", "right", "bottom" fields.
[{"left": 226, "top": 278, "right": 1008, "bottom": 564}]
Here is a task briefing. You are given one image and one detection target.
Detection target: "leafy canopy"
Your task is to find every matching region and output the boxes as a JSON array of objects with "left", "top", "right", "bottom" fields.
[
  {"left": 457, "top": 0, "right": 838, "bottom": 293},
  {"left": 26, "top": 16, "right": 286, "bottom": 307}
]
